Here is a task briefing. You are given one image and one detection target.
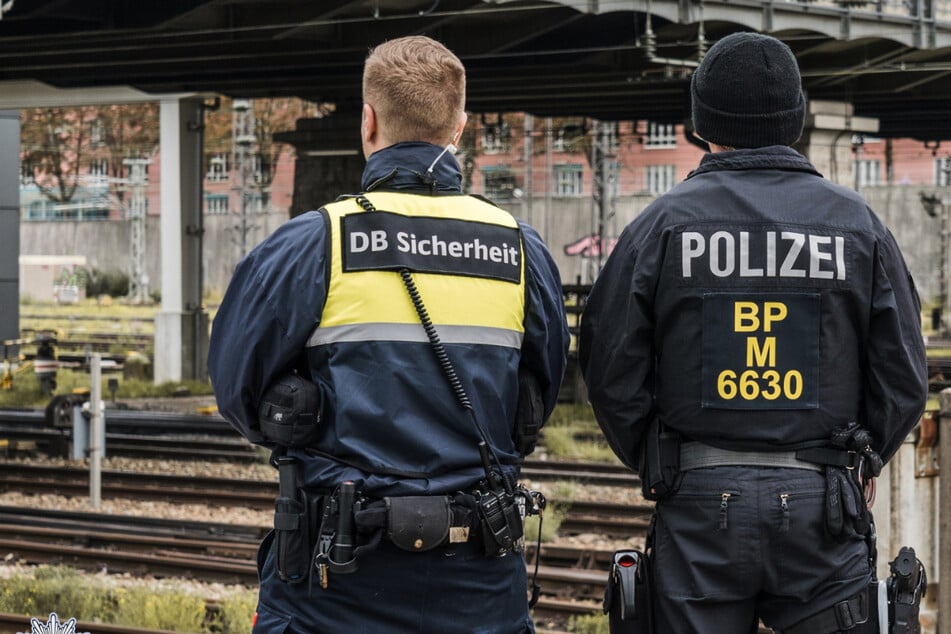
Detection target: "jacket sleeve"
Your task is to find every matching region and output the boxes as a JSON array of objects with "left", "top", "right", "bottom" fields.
[
  {"left": 865, "top": 224, "right": 928, "bottom": 462},
  {"left": 578, "top": 227, "right": 654, "bottom": 471},
  {"left": 519, "top": 222, "right": 570, "bottom": 419},
  {"left": 207, "top": 211, "right": 330, "bottom": 445}
]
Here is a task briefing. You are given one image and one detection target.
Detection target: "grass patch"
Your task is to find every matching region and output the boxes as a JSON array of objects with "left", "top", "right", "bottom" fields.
[
  {"left": 0, "top": 367, "right": 213, "bottom": 409},
  {"left": 0, "top": 566, "right": 257, "bottom": 633},
  {"left": 541, "top": 401, "right": 618, "bottom": 463},
  {"left": 568, "top": 613, "right": 610, "bottom": 633},
  {"left": 541, "top": 423, "right": 619, "bottom": 463},
  {"left": 523, "top": 501, "right": 567, "bottom": 543},
  {"left": 216, "top": 588, "right": 257, "bottom": 634},
  {"left": 547, "top": 402, "right": 597, "bottom": 427}
]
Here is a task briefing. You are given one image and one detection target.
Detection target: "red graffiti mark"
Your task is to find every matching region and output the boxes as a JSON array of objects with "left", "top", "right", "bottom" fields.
[{"left": 563, "top": 234, "right": 618, "bottom": 257}]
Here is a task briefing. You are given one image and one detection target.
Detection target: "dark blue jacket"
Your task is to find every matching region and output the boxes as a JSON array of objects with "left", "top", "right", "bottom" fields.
[
  {"left": 209, "top": 142, "right": 569, "bottom": 497},
  {"left": 580, "top": 146, "right": 927, "bottom": 467}
]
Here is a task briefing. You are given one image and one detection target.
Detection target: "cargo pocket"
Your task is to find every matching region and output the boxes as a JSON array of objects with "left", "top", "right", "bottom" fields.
[{"left": 252, "top": 604, "right": 292, "bottom": 634}]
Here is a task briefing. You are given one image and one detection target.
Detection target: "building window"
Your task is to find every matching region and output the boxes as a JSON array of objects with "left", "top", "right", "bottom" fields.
[
  {"left": 482, "top": 123, "right": 510, "bottom": 155},
  {"left": 246, "top": 191, "right": 270, "bottom": 213},
  {"left": 482, "top": 167, "right": 517, "bottom": 201},
  {"left": 646, "top": 164, "right": 676, "bottom": 195},
  {"left": 89, "top": 158, "right": 109, "bottom": 177},
  {"left": 20, "top": 161, "right": 35, "bottom": 185},
  {"left": 125, "top": 160, "right": 150, "bottom": 180},
  {"left": 645, "top": 122, "right": 677, "bottom": 149},
  {"left": 936, "top": 157, "right": 950, "bottom": 186},
  {"left": 205, "top": 194, "right": 229, "bottom": 215},
  {"left": 554, "top": 164, "right": 584, "bottom": 197},
  {"left": 23, "top": 200, "right": 50, "bottom": 220},
  {"left": 601, "top": 122, "right": 620, "bottom": 154},
  {"left": 206, "top": 154, "right": 229, "bottom": 182},
  {"left": 250, "top": 153, "right": 269, "bottom": 184},
  {"left": 24, "top": 200, "right": 108, "bottom": 221},
  {"left": 553, "top": 120, "right": 586, "bottom": 152},
  {"left": 855, "top": 159, "right": 881, "bottom": 187},
  {"left": 90, "top": 119, "right": 105, "bottom": 146},
  {"left": 602, "top": 160, "right": 620, "bottom": 199},
  {"left": 86, "top": 158, "right": 109, "bottom": 186}
]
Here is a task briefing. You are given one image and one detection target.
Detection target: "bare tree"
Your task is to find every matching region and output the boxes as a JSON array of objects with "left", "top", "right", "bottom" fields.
[{"left": 20, "top": 103, "right": 159, "bottom": 206}]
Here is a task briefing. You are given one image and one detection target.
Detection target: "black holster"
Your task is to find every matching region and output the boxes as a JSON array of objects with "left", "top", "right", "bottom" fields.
[
  {"left": 273, "top": 456, "right": 319, "bottom": 584},
  {"left": 476, "top": 488, "right": 524, "bottom": 556},
  {"left": 888, "top": 546, "right": 927, "bottom": 634},
  {"left": 639, "top": 419, "right": 681, "bottom": 501}
]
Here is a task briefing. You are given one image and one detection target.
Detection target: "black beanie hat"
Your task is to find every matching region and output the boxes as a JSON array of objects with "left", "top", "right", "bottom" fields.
[{"left": 691, "top": 32, "right": 805, "bottom": 148}]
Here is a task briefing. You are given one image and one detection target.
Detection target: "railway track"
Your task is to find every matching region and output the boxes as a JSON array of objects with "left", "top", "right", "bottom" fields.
[
  {"left": 0, "top": 460, "right": 648, "bottom": 538},
  {"left": 0, "top": 506, "right": 628, "bottom": 625},
  {"left": 0, "top": 409, "right": 640, "bottom": 486},
  {"left": 0, "top": 407, "right": 646, "bottom": 629}
]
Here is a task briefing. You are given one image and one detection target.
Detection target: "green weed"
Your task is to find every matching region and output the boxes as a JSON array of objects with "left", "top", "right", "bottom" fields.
[
  {"left": 114, "top": 587, "right": 206, "bottom": 632},
  {"left": 217, "top": 588, "right": 258, "bottom": 634},
  {"left": 523, "top": 501, "right": 566, "bottom": 543},
  {"left": 0, "top": 565, "right": 256, "bottom": 633},
  {"left": 569, "top": 613, "right": 610, "bottom": 634}
]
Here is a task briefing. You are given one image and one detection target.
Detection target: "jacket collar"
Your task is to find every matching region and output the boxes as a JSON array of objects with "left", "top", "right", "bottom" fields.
[
  {"left": 361, "top": 142, "right": 463, "bottom": 193},
  {"left": 687, "top": 145, "right": 822, "bottom": 180}
]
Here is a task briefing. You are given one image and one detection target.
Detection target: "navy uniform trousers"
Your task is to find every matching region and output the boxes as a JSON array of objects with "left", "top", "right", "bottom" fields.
[
  {"left": 253, "top": 531, "right": 534, "bottom": 633},
  {"left": 652, "top": 466, "right": 872, "bottom": 633}
]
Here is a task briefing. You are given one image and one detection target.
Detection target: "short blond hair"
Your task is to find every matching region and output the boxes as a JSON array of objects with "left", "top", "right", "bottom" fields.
[{"left": 363, "top": 36, "right": 466, "bottom": 145}]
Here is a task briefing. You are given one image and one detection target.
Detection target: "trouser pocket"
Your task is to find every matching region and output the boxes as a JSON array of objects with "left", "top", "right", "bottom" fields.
[{"left": 654, "top": 486, "right": 745, "bottom": 599}]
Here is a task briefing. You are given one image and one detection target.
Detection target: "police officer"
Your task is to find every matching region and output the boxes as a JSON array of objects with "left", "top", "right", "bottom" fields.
[
  {"left": 208, "top": 36, "right": 568, "bottom": 633},
  {"left": 579, "top": 33, "right": 927, "bottom": 633}
]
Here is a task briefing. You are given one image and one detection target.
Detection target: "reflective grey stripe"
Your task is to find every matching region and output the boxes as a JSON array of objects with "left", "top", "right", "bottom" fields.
[
  {"left": 680, "top": 442, "right": 824, "bottom": 473},
  {"left": 306, "top": 322, "right": 524, "bottom": 348}
]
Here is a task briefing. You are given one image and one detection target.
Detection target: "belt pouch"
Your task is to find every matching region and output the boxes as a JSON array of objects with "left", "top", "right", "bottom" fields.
[
  {"left": 384, "top": 495, "right": 451, "bottom": 552},
  {"left": 603, "top": 549, "right": 652, "bottom": 633}
]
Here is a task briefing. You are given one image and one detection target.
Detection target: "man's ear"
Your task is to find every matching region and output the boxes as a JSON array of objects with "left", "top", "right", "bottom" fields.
[
  {"left": 362, "top": 103, "right": 377, "bottom": 146},
  {"left": 452, "top": 112, "right": 468, "bottom": 144}
]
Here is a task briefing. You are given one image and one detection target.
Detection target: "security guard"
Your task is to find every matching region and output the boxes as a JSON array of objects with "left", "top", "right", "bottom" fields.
[
  {"left": 579, "top": 33, "right": 927, "bottom": 633},
  {"left": 208, "top": 36, "right": 568, "bottom": 633}
]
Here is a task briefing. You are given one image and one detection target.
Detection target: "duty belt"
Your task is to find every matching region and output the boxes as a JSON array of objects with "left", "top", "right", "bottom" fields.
[{"left": 680, "top": 442, "right": 824, "bottom": 473}]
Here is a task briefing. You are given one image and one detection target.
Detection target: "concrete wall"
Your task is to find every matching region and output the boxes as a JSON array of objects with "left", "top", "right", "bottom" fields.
[
  {"left": 20, "top": 212, "right": 288, "bottom": 299},
  {"left": 866, "top": 185, "right": 948, "bottom": 309},
  {"left": 19, "top": 184, "right": 950, "bottom": 304}
]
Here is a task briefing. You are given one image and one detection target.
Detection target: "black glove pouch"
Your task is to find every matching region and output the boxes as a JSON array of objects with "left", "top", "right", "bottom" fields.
[
  {"left": 384, "top": 495, "right": 451, "bottom": 552},
  {"left": 824, "top": 466, "right": 870, "bottom": 542}
]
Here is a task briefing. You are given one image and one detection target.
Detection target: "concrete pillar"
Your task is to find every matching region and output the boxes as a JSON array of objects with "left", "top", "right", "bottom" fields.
[
  {"left": 876, "top": 428, "right": 940, "bottom": 632},
  {"left": 795, "top": 99, "right": 878, "bottom": 188},
  {"left": 273, "top": 110, "right": 364, "bottom": 218},
  {"left": 939, "top": 391, "right": 951, "bottom": 634},
  {"left": 0, "top": 111, "right": 19, "bottom": 350},
  {"left": 155, "top": 98, "right": 208, "bottom": 383}
]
